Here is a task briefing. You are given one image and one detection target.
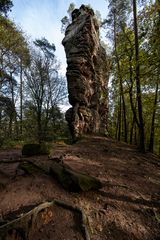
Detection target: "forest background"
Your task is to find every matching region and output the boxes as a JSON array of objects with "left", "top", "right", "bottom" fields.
[{"left": 0, "top": 0, "right": 159, "bottom": 154}]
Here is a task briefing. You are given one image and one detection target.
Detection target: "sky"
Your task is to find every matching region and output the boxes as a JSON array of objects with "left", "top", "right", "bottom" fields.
[
  {"left": 9, "top": 0, "right": 108, "bottom": 111},
  {"left": 9, "top": 0, "right": 108, "bottom": 75}
]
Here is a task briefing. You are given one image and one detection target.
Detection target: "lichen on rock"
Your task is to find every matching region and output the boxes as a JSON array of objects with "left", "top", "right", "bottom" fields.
[{"left": 62, "top": 5, "right": 110, "bottom": 139}]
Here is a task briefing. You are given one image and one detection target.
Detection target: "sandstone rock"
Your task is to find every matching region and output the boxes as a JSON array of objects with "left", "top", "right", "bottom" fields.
[{"left": 62, "top": 5, "right": 109, "bottom": 139}]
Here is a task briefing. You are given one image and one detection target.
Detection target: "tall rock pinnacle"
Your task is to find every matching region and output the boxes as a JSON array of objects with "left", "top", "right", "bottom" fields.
[{"left": 62, "top": 5, "right": 109, "bottom": 139}]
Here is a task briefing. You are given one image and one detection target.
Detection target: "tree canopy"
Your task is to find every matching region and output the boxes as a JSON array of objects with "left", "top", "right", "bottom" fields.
[
  {"left": 0, "top": 1, "right": 159, "bottom": 155},
  {"left": 0, "top": 0, "right": 13, "bottom": 16}
]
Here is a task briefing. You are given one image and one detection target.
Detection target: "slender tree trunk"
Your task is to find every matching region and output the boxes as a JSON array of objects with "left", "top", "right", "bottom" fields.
[
  {"left": 128, "top": 56, "right": 140, "bottom": 128},
  {"left": 134, "top": 124, "right": 137, "bottom": 145},
  {"left": 149, "top": 80, "right": 159, "bottom": 152},
  {"left": 113, "top": 12, "right": 127, "bottom": 142},
  {"left": 20, "top": 60, "right": 23, "bottom": 136},
  {"left": 0, "top": 111, "right": 2, "bottom": 132},
  {"left": 9, "top": 72, "right": 14, "bottom": 137},
  {"left": 130, "top": 117, "right": 136, "bottom": 144},
  {"left": 115, "top": 110, "right": 119, "bottom": 139},
  {"left": 37, "top": 110, "right": 42, "bottom": 143},
  {"left": 118, "top": 95, "right": 122, "bottom": 141},
  {"left": 133, "top": 0, "right": 145, "bottom": 152},
  {"left": 120, "top": 78, "right": 127, "bottom": 142}
]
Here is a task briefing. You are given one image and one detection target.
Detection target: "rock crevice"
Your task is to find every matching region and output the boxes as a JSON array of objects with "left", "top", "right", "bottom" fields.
[{"left": 62, "top": 5, "right": 109, "bottom": 138}]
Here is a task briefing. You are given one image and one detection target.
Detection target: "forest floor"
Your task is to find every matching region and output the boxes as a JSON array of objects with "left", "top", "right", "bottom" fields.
[{"left": 0, "top": 135, "right": 160, "bottom": 240}]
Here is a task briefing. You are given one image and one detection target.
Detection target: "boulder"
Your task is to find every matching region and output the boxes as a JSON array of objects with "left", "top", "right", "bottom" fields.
[{"left": 22, "top": 143, "right": 50, "bottom": 156}]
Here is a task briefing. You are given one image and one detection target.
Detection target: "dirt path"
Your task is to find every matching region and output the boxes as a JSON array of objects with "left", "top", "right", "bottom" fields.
[{"left": 0, "top": 136, "right": 160, "bottom": 240}]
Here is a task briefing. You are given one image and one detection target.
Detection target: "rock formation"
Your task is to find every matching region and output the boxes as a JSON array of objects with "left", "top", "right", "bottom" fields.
[{"left": 62, "top": 5, "right": 109, "bottom": 139}]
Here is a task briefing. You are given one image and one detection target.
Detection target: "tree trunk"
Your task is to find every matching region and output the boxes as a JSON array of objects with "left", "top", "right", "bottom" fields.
[
  {"left": 120, "top": 79, "right": 127, "bottom": 142},
  {"left": 130, "top": 117, "right": 135, "bottom": 144},
  {"left": 113, "top": 12, "right": 127, "bottom": 142},
  {"left": 128, "top": 56, "right": 140, "bottom": 128},
  {"left": 134, "top": 123, "right": 137, "bottom": 145},
  {"left": 20, "top": 60, "right": 23, "bottom": 136},
  {"left": 117, "top": 95, "right": 122, "bottom": 141},
  {"left": 9, "top": 72, "right": 14, "bottom": 137},
  {"left": 149, "top": 80, "right": 159, "bottom": 152},
  {"left": 37, "top": 111, "right": 42, "bottom": 143},
  {"left": 132, "top": 0, "right": 145, "bottom": 152},
  {"left": 115, "top": 110, "right": 119, "bottom": 139}
]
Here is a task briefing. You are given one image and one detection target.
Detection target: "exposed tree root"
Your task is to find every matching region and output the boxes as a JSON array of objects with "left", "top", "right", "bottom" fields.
[
  {"left": 0, "top": 200, "right": 91, "bottom": 240},
  {"left": 54, "top": 199, "right": 91, "bottom": 240},
  {"left": 0, "top": 157, "right": 100, "bottom": 239}
]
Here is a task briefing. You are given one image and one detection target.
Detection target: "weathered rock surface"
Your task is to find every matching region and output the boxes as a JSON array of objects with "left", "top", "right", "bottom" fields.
[{"left": 62, "top": 5, "right": 109, "bottom": 139}]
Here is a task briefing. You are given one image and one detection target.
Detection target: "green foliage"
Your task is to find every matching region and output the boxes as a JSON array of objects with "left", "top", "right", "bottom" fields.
[
  {"left": 0, "top": 0, "right": 13, "bottom": 16},
  {"left": 0, "top": 0, "right": 158, "bottom": 156},
  {"left": 24, "top": 54, "right": 67, "bottom": 141},
  {"left": 34, "top": 37, "right": 56, "bottom": 59},
  {"left": 61, "top": 15, "right": 70, "bottom": 33},
  {"left": 22, "top": 143, "right": 41, "bottom": 156},
  {"left": 61, "top": 2, "right": 76, "bottom": 33},
  {"left": 105, "top": 0, "right": 160, "bottom": 154},
  {"left": 39, "top": 142, "right": 51, "bottom": 155},
  {"left": 2, "top": 139, "right": 16, "bottom": 148},
  {"left": 18, "top": 161, "right": 44, "bottom": 175},
  {"left": 0, "top": 2, "right": 68, "bottom": 146},
  {"left": 0, "top": 139, "right": 24, "bottom": 149},
  {"left": 0, "top": 15, "right": 29, "bottom": 60},
  {"left": 67, "top": 2, "right": 76, "bottom": 16},
  {"left": 61, "top": 3, "right": 102, "bottom": 32},
  {"left": 0, "top": 15, "right": 30, "bottom": 140}
]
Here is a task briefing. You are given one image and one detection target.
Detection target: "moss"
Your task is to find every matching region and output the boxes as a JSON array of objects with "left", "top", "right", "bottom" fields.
[
  {"left": 18, "top": 162, "right": 44, "bottom": 175},
  {"left": 40, "top": 143, "right": 51, "bottom": 155},
  {"left": 22, "top": 143, "right": 51, "bottom": 156},
  {"left": 50, "top": 162, "right": 102, "bottom": 192},
  {"left": 22, "top": 144, "right": 41, "bottom": 156}
]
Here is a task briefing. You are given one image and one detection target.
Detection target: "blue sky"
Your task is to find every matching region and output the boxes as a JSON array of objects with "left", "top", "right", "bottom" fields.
[{"left": 10, "top": 0, "right": 108, "bottom": 75}]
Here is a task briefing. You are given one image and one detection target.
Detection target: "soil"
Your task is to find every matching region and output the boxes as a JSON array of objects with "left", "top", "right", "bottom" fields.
[{"left": 0, "top": 135, "right": 160, "bottom": 240}]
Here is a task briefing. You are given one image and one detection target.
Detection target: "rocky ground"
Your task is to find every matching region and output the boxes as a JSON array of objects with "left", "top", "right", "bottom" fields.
[{"left": 0, "top": 135, "right": 160, "bottom": 240}]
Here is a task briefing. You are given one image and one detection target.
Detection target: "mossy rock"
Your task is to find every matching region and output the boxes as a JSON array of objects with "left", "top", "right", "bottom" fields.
[
  {"left": 50, "top": 162, "right": 102, "bottom": 192},
  {"left": 18, "top": 162, "right": 45, "bottom": 175},
  {"left": 22, "top": 143, "right": 50, "bottom": 156}
]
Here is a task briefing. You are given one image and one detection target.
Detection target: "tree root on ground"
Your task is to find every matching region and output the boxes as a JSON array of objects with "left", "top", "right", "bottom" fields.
[
  {"left": 0, "top": 158, "right": 100, "bottom": 239},
  {"left": 0, "top": 200, "right": 91, "bottom": 240},
  {"left": 54, "top": 199, "right": 90, "bottom": 240}
]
